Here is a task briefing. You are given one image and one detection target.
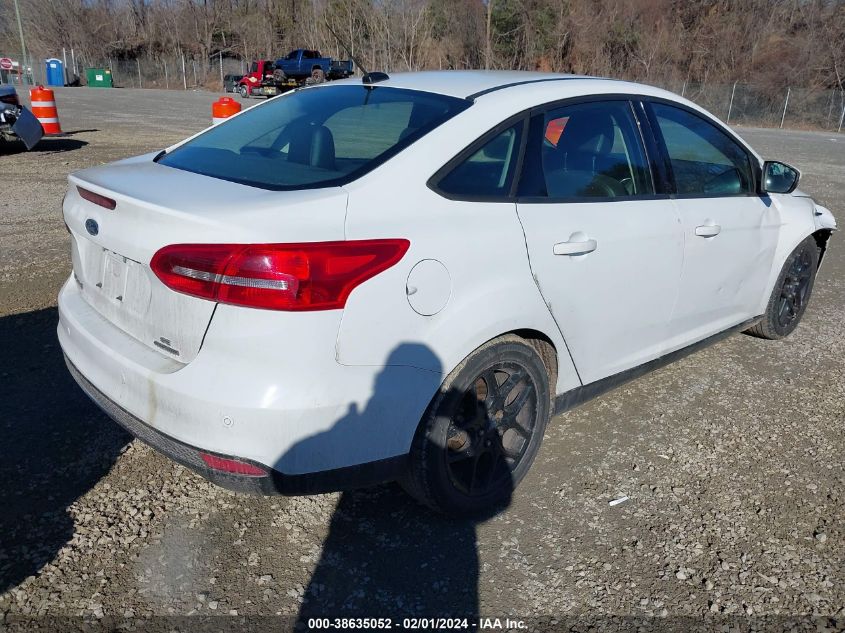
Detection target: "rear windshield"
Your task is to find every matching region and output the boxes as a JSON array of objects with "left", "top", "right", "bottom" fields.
[{"left": 158, "top": 85, "right": 470, "bottom": 190}]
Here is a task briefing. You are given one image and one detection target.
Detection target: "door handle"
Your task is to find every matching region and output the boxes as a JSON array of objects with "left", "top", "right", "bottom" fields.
[
  {"left": 553, "top": 239, "right": 598, "bottom": 256},
  {"left": 695, "top": 224, "right": 721, "bottom": 237}
]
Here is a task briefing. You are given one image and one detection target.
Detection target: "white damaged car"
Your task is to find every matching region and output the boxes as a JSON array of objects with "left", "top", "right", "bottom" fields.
[
  {"left": 0, "top": 84, "right": 43, "bottom": 150},
  {"left": 58, "top": 71, "right": 836, "bottom": 514}
]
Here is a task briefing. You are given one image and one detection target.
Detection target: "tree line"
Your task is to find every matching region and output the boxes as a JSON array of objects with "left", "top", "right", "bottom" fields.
[{"left": 1, "top": 0, "right": 843, "bottom": 94}]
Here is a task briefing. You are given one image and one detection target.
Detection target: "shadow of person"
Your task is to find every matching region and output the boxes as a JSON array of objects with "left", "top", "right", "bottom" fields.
[
  {"left": 294, "top": 343, "right": 514, "bottom": 627},
  {"left": 0, "top": 307, "right": 128, "bottom": 593}
]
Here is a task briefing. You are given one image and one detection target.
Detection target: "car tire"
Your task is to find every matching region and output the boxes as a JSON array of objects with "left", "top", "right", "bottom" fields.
[
  {"left": 238, "top": 85, "right": 249, "bottom": 99},
  {"left": 746, "top": 235, "right": 819, "bottom": 340},
  {"left": 402, "top": 335, "right": 551, "bottom": 516}
]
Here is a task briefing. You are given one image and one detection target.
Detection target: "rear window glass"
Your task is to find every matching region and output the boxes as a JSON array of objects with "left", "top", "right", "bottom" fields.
[{"left": 158, "top": 85, "right": 470, "bottom": 191}]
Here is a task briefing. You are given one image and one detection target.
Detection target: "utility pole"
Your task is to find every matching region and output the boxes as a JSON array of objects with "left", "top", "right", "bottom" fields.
[
  {"left": 780, "top": 87, "right": 790, "bottom": 129},
  {"left": 726, "top": 81, "right": 737, "bottom": 124},
  {"left": 485, "top": 0, "right": 493, "bottom": 70},
  {"left": 181, "top": 51, "right": 187, "bottom": 90},
  {"left": 13, "top": 0, "right": 28, "bottom": 87}
]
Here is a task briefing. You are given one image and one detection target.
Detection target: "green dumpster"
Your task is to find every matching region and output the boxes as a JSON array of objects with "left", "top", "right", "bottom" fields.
[{"left": 86, "top": 68, "right": 113, "bottom": 88}]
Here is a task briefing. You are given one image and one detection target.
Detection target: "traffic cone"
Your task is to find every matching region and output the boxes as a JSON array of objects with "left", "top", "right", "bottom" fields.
[
  {"left": 30, "top": 85, "right": 63, "bottom": 135},
  {"left": 212, "top": 96, "right": 241, "bottom": 125}
]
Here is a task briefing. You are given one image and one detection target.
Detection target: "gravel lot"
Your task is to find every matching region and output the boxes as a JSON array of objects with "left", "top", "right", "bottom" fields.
[{"left": 0, "top": 87, "right": 842, "bottom": 632}]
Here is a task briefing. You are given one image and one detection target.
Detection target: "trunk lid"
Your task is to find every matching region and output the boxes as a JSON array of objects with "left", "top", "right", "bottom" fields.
[{"left": 65, "top": 153, "right": 348, "bottom": 363}]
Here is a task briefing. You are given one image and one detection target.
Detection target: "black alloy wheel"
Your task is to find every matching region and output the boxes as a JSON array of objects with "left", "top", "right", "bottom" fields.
[
  {"left": 746, "top": 235, "right": 819, "bottom": 340},
  {"left": 444, "top": 363, "right": 538, "bottom": 497},
  {"left": 403, "top": 335, "right": 551, "bottom": 515}
]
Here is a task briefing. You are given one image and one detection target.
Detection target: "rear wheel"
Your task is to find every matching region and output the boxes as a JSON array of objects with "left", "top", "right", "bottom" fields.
[
  {"left": 311, "top": 67, "right": 326, "bottom": 83},
  {"left": 746, "top": 236, "right": 819, "bottom": 340},
  {"left": 402, "top": 336, "right": 551, "bottom": 515}
]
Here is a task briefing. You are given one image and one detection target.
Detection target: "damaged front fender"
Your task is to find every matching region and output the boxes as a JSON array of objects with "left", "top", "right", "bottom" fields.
[
  {"left": 0, "top": 103, "right": 43, "bottom": 150},
  {"left": 813, "top": 203, "right": 837, "bottom": 233}
]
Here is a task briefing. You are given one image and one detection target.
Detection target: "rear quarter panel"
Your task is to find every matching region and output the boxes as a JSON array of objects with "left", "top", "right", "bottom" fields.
[{"left": 337, "top": 99, "right": 582, "bottom": 397}]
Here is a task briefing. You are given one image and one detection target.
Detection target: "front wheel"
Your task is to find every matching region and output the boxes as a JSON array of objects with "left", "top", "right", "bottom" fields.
[
  {"left": 238, "top": 85, "right": 249, "bottom": 99},
  {"left": 402, "top": 336, "right": 551, "bottom": 516},
  {"left": 746, "top": 236, "right": 819, "bottom": 340}
]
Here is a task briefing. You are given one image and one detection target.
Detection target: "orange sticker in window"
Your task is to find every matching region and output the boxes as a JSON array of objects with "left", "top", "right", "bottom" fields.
[{"left": 545, "top": 116, "right": 569, "bottom": 147}]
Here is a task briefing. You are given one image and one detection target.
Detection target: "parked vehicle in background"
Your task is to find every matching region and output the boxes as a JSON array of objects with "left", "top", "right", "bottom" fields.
[
  {"left": 58, "top": 71, "right": 836, "bottom": 515},
  {"left": 0, "top": 83, "right": 43, "bottom": 150},
  {"left": 274, "top": 49, "right": 354, "bottom": 84},
  {"left": 237, "top": 50, "right": 354, "bottom": 98},
  {"left": 237, "top": 59, "right": 284, "bottom": 98},
  {"left": 223, "top": 74, "right": 243, "bottom": 93}
]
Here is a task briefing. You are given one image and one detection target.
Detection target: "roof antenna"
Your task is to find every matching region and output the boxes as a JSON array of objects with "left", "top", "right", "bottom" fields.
[{"left": 324, "top": 19, "right": 369, "bottom": 75}]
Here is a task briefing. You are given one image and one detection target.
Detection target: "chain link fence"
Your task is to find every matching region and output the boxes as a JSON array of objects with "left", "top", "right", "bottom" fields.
[
  {"left": 71, "top": 53, "right": 247, "bottom": 91},
  {"left": 653, "top": 79, "right": 845, "bottom": 132},
  {"left": 4, "top": 52, "right": 845, "bottom": 133}
]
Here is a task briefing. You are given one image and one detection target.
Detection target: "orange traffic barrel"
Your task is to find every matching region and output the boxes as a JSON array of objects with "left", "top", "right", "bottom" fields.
[
  {"left": 212, "top": 97, "right": 241, "bottom": 125},
  {"left": 30, "top": 85, "right": 63, "bottom": 135}
]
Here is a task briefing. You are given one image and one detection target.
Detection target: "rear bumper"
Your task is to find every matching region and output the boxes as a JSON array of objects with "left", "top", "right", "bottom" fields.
[
  {"left": 57, "top": 276, "right": 441, "bottom": 494},
  {"left": 66, "top": 355, "right": 407, "bottom": 495}
]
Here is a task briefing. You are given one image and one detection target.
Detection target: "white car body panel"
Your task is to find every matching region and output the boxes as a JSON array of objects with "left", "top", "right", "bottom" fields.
[
  {"left": 668, "top": 196, "right": 780, "bottom": 346},
  {"left": 338, "top": 193, "right": 581, "bottom": 395},
  {"left": 65, "top": 157, "right": 347, "bottom": 361},
  {"left": 516, "top": 199, "right": 684, "bottom": 384},
  {"left": 59, "top": 280, "right": 441, "bottom": 474},
  {"left": 754, "top": 193, "right": 828, "bottom": 315},
  {"left": 56, "top": 71, "right": 835, "bottom": 492}
]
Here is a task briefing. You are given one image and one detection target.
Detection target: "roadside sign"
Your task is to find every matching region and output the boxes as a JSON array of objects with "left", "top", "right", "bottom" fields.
[{"left": 0, "top": 58, "right": 13, "bottom": 70}]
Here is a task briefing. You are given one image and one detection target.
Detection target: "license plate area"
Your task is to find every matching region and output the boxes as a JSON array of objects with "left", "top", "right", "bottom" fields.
[
  {"left": 101, "top": 251, "right": 129, "bottom": 303},
  {"left": 76, "top": 241, "right": 151, "bottom": 316}
]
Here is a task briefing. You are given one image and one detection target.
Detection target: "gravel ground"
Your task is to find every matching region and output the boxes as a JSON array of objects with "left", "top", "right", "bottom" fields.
[{"left": 0, "top": 88, "right": 842, "bottom": 632}]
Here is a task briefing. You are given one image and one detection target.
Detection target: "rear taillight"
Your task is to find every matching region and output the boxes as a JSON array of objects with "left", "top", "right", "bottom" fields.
[
  {"left": 150, "top": 239, "right": 410, "bottom": 311},
  {"left": 200, "top": 452, "right": 268, "bottom": 476},
  {"left": 77, "top": 186, "right": 117, "bottom": 210},
  {"left": 0, "top": 92, "right": 19, "bottom": 106}
]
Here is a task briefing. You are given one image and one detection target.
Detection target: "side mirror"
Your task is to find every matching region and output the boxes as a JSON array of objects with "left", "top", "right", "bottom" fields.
[{"left": 761, "top": 161, "right": 800, "bottom": 194}]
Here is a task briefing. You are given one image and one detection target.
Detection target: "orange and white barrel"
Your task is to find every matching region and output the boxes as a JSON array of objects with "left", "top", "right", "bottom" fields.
[
  {"left": 30, "top": 85, "right": 63, "bottom": 135},
  {"left": 212, "top": 97, "right": 241, "bottom": 125}
]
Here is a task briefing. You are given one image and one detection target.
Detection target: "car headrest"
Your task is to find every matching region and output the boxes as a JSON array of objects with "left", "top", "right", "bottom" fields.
[
  {"left": 557, "top": 113, "right": 614, "bottom": 156},
  {"left": 288, "top": 124, "right": 336, "bottom": 171}
]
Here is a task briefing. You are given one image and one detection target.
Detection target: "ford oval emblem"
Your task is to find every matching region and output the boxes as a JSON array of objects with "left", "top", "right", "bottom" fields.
[{"left": 85, "top": 219, "right": 99, "bottom": 236}]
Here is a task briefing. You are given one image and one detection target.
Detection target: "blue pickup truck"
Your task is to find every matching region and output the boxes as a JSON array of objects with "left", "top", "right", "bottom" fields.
[{"left": 274, "top": 49, "right": 354, "bottom": 83}]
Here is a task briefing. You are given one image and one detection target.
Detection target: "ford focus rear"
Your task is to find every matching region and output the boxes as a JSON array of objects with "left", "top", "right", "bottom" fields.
[{"left": 59, "top": 71, "right": 835, "bottom": 514}]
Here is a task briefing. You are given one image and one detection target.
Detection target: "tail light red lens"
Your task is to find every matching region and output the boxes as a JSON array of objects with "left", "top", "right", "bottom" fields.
[
  {"left": 200, "top": 452, "right": 268, "bottom": 477},
  {"left": 77, "top": 186, "right": 117, "bottom": 210},
  {"left": 150, "top": 239, "right": 410, "bottom": 311}
]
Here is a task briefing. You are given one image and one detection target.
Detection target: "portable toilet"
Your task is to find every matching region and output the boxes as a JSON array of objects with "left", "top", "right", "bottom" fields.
[{"left": 45, "top": 58, "right": 64, "bottom": 86}]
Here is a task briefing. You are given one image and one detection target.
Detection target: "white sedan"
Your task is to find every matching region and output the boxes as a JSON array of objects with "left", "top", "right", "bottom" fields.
[{"left": 58, "top": 71, "right": 836, "bottom": 514}]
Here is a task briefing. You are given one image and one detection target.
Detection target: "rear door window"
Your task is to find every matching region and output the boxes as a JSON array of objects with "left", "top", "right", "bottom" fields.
[{"left": 519, "top": 100, "right": 654, "bottom": 199}]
